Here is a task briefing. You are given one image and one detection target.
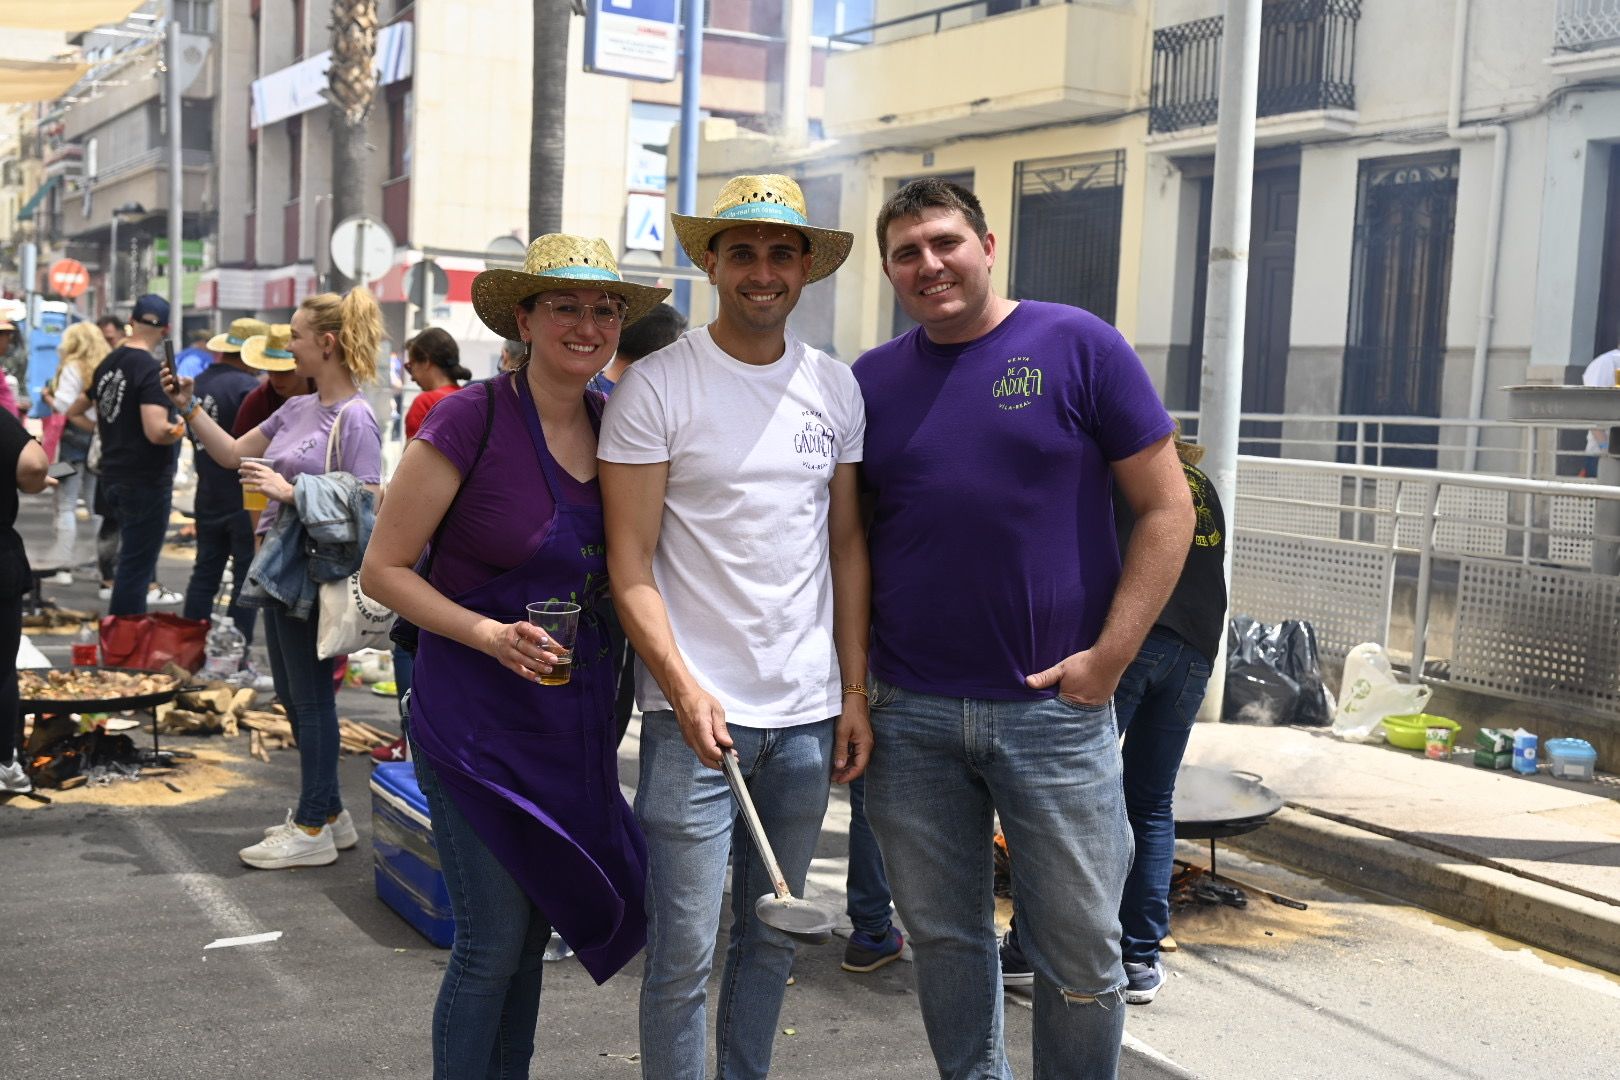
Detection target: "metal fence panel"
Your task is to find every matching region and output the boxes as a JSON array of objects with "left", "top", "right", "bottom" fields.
[
  {"left": 1451, "top": 559, "right": 1620, "bottom": 715},
  {"left": 1230, "top": 529, "right": 1393, "bottom": 665}
]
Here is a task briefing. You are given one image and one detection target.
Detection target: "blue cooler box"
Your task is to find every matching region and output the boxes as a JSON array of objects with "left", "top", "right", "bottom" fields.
[{"left": 370, "top": 762, "right": 454, "bottom": 948}]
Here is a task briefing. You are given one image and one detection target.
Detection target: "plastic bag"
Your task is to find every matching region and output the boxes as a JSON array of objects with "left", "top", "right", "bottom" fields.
[
  {"left": 1223, "top": 616, "right": 1334, "bottom": 726},
  {"left": 1331, "top": 642, "right": 1431, "bottom": 742},
  {"left": 100, "top": 613, "right": 209, "bottom": 673}
]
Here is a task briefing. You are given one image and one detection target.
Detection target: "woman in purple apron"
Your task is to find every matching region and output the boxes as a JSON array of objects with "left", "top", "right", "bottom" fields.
[{"left": 362, "top": 235, "right": 668, "bottom": 1079}]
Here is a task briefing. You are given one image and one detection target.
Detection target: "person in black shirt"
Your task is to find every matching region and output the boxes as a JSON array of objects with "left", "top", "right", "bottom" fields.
[
  {"left": 66, "top": 294, "right": 186, "bottom": 616},
  {"left": 1001, "top": 430, "right": 1228, "bottom": 1007},
  {"left": 182, "top": 318, "right": 268, "bottom": 643},
  {"left": 0, "top": 410, "right": 51, "bottom": 794}
]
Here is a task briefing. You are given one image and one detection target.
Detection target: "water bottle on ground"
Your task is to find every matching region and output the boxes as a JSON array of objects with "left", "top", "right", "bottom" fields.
[{"left": 202, "top": 610, "right": 247, "bottom": 682}]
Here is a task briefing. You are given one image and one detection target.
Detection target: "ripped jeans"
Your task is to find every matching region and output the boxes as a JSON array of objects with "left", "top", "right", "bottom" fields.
[{"left": 865, "top": 676, "right": 1130, "bottom": 1080}]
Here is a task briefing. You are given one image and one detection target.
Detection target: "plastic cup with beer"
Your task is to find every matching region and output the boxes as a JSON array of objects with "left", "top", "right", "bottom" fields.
[
  {"left": 240, "top": 456, "right": 275, "bottom": 512},
  {"left": 525, "top": 601, "right": 581, "bottom": 686}
]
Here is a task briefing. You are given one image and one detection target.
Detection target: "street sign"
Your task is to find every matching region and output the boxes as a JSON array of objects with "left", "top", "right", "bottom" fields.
[
  {"left": 484, "top": 235, "right": 526, "bottom": 269},
  {"left": 330, "top": 215, "right": 396, "bottom": 283},
  {"left": 405, "top": 260, "right": 450, "bottom": 307},
  {"left": 583, "top": 0, "right": 679, "bottom": 83},
  {"left": 625, "top": 192, "right": 667, "bottom": 252},
  {"left": 47, "top": 258, "right": 90, "bottom": 299}
]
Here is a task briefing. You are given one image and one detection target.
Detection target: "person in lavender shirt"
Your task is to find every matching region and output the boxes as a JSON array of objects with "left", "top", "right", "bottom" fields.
[
  {"left": 853, "top": 178, "right": 1194, "bottom": 1080},
  {"left": 167, "top": 291, "right": 385, "bottom": 871}
]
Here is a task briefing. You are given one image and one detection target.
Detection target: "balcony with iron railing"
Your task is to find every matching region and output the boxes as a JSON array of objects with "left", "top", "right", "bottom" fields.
[
  {"left": 1549, "top": 0, "right": 1620, "bottom": 78},
  {"left": 823, "top": 0, "right": 1141, "bottom": 145},
  {"left": 1149, "top": 0, "right": 1359, "bottom": 141}
]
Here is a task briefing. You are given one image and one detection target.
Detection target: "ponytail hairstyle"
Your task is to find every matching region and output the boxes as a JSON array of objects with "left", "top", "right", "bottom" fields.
[
  {"left": 299, "top": 287, "right": 383, "bottom": 383},
  {"left": 58, "top": 321, "right": 111, "bottom": 387},
  {"left": 406, "top": 326, "right": 472, "bottom": 384}
]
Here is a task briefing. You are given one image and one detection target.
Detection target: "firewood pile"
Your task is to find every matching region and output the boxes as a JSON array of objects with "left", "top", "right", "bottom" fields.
[{"left": 155, "top": 683, "right": 396, "bottom": 763}]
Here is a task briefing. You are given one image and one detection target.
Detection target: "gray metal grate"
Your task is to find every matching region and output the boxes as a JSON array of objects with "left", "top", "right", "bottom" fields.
[
  {"left": 1237, "top": 465, "right": 1343, "bottom": 538},
  {"left": 1550, "top": 494, "right": 1597, "bottom": 567},
  {"left": 1555, "top": 0, "right": 1620, "bottom": 50},
  {"left": 1230, "top": 529, "right": 1393, "bottom": 664},
  {"left": 1373, "top": 480, "right": 1508, "bottom": 556},
  {"left": 1451, "top": 559, "right": 1620, "bottom": 715}
]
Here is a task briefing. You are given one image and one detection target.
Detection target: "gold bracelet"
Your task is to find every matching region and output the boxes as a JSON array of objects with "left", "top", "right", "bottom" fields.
[{"left": 841, "top": 683, "right": 868, "bottom": 699}]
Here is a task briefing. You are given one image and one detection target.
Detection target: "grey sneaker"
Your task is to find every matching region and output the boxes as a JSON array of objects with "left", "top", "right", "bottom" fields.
[
  {"left": 0, "top": 758, "right": 32, "bottom": 794},
  {"left": 241, "top": 812, "right": 338, "bottom": 869},
  {"left": 1123, "top": 960, "right": 1165, "bottom": 1005},
  {"left": 328, "top": 809, "right": 358, "bottom": 850}
]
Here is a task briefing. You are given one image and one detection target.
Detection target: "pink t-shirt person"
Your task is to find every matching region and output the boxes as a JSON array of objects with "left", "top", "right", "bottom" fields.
[{"left": 253, "top": 392, "right": 383, "bottom": 534}]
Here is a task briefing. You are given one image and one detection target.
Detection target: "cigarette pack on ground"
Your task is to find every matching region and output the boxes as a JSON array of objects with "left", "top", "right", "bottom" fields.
[{"left": 369, "top": 762, "right": 453, "bottom": 948}]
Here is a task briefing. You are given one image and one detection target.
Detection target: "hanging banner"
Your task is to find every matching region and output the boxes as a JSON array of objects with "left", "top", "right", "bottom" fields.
[
  {"left": 584, "top": 0, "right": 679, "bottom": 84},
  {"left": 250, "top": 21, "right": 413, "bottom": 128}
]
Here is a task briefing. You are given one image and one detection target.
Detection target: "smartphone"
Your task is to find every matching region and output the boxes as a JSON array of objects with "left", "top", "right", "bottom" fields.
[
  {"left": 162, "top": 339, "right": 177, "bottom": 381},
  {"left": 47, "top": 461, "right": 77, "bottom": 480}
]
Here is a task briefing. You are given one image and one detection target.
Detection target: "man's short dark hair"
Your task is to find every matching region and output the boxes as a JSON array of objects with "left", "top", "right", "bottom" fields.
[
  {"left": 618, "top": 302, "right": 688, "bottom": 362},
  {"left": 97, "top": 314, "right": 124, "bottom": 332},
  {"left": 189, "top": 329, "right": 210, "bottom": 344},
  {"left": 875, "top": 178, "right": 989, "bottom": 259}
]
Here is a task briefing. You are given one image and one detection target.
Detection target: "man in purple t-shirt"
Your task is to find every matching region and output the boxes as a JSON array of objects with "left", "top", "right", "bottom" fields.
[{"left": 853, "top": 178, "right": 1193, "bottom": 1080}]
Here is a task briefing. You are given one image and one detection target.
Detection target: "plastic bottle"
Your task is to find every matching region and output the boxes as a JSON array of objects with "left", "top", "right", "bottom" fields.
[
  {"left": 201, "top": 614, "right": 247, "bottom": 682},
  {"left": 72, "top": 624, "right": 99, "bottom": 667}
]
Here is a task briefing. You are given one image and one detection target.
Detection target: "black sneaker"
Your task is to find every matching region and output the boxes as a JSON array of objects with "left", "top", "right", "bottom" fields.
[
  {"left": 999, "top": 929, "right": 1033, "bottom": 988},
  {"left": 1123, "top": 960, "right": 1165, "bottom": 1004},
  {"left": 841, "top": 926, "right": 905, "bottom": 973}
]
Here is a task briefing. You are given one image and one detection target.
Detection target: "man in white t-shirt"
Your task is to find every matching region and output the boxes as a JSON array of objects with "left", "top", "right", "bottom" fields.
[
  {"left": 1583, "top": 346, "right": 1619, "bottom": 476},
  {"left": 599, "top": 175, "right": 872, "bottom": 1080}
]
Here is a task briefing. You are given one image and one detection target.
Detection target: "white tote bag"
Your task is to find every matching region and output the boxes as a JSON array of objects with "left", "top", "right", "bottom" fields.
[{"left": 315, "top": 398, "right": 394, "bottom": 660}]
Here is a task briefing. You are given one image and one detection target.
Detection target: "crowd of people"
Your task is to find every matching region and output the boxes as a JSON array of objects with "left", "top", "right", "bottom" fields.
[{"left": 0, "top": 173, "right": 1238, "bottom": 1080}]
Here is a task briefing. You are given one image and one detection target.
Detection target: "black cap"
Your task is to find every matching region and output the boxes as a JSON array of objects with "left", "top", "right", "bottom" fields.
[{"left": 131, "top": 293, "right": 171, "bottom": 328}]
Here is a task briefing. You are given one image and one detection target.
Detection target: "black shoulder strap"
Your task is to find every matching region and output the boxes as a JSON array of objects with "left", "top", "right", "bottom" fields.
[{"left": 418, "top": 376, "right": 498, "bottom": 580}]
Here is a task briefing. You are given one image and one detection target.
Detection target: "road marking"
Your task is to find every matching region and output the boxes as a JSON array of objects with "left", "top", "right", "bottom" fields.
[{"left": 113, "top": 806, "right": 311, "bottom": 1003}]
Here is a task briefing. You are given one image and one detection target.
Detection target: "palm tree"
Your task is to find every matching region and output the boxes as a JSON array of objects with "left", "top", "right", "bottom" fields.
[
  {"left": 530, "top": 0, "right": 570, "bottom": 237},
  {"left": 329, "top": 0, "right": 379, "bottom": 292}
]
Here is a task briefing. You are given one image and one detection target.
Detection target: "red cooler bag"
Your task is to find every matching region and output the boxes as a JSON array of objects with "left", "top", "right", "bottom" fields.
[{"left": 100, "top": 613, "right": 209, "bottom": 673}]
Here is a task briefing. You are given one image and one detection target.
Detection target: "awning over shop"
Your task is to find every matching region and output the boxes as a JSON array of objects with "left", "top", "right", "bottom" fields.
[
  {"left": 0, "top": 0, "right": 144, "bottom": 33},
  {"left": 15, "top": 175, "right": 60, "bottom": 221},
  {"left": 0, "top": 58, "right": 89, "bottom": 104}
]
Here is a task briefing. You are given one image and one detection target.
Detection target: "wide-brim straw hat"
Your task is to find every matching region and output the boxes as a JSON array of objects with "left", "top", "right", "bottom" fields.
[
  {"left": 671, "top": 174, "right": 852, "bottom": 285},
  {"left": 208, "top": 317, "right": 270, "bottom": 353},
  {"left": 242, "top": 324, "right": 296, "bottom": 372},
  {"left": 471, "top": 234, "right": 671, "bottom": 343}
]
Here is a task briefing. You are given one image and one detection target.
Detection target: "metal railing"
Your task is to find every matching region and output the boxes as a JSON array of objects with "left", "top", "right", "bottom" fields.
[
  {"left": 1150, "top": 0, "right": 1360, "bottom": 135},
  {"left": 1555, "top": 0, "right": 1620, "bottom": 50},
  {"left": 1169, "top": 411, "right": 1599, "bottom": 479},
  {"left": 1228, "top": 455, "right": 1620, "bottom": 723},
  {"left": 828, "top": 0, "right": 1068, "bottom": 48}
]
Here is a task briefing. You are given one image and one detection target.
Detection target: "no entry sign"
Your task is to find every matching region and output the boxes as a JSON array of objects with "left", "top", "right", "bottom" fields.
[{"left": 48, "top": 258, "right": 90, "bottom": 299}]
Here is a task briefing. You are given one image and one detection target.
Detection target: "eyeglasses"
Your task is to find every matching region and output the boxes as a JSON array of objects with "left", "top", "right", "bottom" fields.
[{"left": 537, "top": 298, "right": 627, "bottom": 330}]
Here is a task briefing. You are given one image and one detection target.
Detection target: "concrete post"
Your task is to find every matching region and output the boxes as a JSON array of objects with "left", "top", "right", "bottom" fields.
[{"left": 166, "top": 15, "right": 184, "bottom": 352}]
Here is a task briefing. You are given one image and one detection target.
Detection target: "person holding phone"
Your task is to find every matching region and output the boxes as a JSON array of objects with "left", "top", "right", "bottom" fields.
[{"left": 65, "top": 294, "right": 185, "bottom": 616}]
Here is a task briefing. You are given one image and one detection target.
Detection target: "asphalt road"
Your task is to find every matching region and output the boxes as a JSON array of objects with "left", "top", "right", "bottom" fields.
[{"left": 6, "top": 491, "right": 1618, "bottom": 1079}]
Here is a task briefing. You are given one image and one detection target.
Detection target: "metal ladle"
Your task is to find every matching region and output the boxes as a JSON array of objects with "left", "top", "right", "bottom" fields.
[{"left": 721, "top": 750, "right": 838, "bottom": 944}]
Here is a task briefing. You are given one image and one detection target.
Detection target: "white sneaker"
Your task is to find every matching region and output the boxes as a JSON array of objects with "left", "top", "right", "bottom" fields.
[
  {"left": 148, "top": 585, "right": 183, "bottom": 607},
  {"left": 49, "top": 570, "right": 74, "bottom": 586},
  {"left": 0, "top": 758, "right": 32, "bottom": 794},
  {"left": 268, "top": 808, "right": 357, "bottom": 850},
  {"left": 240, "top": 812, "right": 338, "bottom": 869},
  {"left": 98, "top": 586, "right": 112, "bottom": 601}
]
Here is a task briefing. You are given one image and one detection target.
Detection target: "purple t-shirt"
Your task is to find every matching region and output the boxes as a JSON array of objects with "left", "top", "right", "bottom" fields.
[
  {"left": 255, "top": 392, "right": 384, "bottom": 534},
  {"left": 854, "top": 300, "right": 1174, "bottom": 700},
  {"left": 415, "top": 374, "right": 600, "bottom": 599}
]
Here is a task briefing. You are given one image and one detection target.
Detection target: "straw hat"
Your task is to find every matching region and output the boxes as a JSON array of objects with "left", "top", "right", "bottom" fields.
[
  {"left": 470, "top": 234, "right": 671, "bottom": 343},
  {"left": 207, "top": 317, "right": 271, "bottom": 354},
  {"left": 241, "top": 325, "right": 296, "bottom": 372},
  {"left": 670, "top": 174, "right": 852, "bottom": 284},
  {"left": 1171, "top": 421, "right": 1206, "bottom": 466}
]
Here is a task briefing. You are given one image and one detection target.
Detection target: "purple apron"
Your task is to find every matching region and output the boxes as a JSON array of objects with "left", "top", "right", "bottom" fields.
[{"left": 409, "top": 373, "right": 646, "bottom": 984}]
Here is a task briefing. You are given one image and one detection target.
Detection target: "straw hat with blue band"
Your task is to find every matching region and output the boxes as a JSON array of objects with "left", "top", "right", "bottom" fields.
[
  {"left": 207, "top": 317, "right": 271, "bottom": 354},
  {"left": 471, "top": 234, "right": 671, "bottom": 343},
  {"left": 670, "top": 174, "right": 852, "bottom": 285},
  {"left": 242, "top": 325, "right": 297, "bottom": 372}
]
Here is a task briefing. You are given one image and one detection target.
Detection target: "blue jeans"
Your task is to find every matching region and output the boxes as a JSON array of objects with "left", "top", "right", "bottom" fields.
[
  {"left": 102, "top": 478, "right": 172, "bottom": 616},
  {"left": 411, "top": 744, "right": 552, "bottom": 1080},
  {"left": 182, "top": 510, "right": 257, "bottom": 643},
  {"left": 636, "top": 711, "right": 834, "bottom": 1080},
  {"left": 845, "top": 775, "right": 895, "bottom": 938},
  {"left": 262, "top": 605, "right": 341, "bottom": 828},
  {"left": 1114, "top": 629, "right": 1212, "bottom": 967},
  {"left": 865, "top": 678, "right": 1130, "bottom": 1080}
]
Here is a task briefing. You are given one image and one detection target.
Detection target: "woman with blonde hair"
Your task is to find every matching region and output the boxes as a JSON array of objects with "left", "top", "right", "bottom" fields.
[
  {"left": 166, "top": 289, "right": 385, "bottom": 870},
  {"left": 44, "top": 321, "right": 111, "bottom": 579}
]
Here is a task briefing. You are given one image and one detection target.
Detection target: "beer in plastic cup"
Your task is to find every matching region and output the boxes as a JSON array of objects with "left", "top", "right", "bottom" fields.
[
  {"left": 240, "top": 456, "right": 275, "bottom": 511},
  {"left": 525, "top": 601, "right": 581, "bottom": 687}
]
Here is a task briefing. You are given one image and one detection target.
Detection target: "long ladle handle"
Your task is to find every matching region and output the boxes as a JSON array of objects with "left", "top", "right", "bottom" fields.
[{"left": 721, "top": 750, "right": 793, "bottom": 900}]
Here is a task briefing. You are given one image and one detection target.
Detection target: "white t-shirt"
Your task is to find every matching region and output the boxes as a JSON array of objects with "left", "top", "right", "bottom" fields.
[
  {"left": 598, "top": 326, "right": 865, "bottom": 728},
  {"left": 1584, "top": 349, "right": 1619, "bottom": 454}
]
